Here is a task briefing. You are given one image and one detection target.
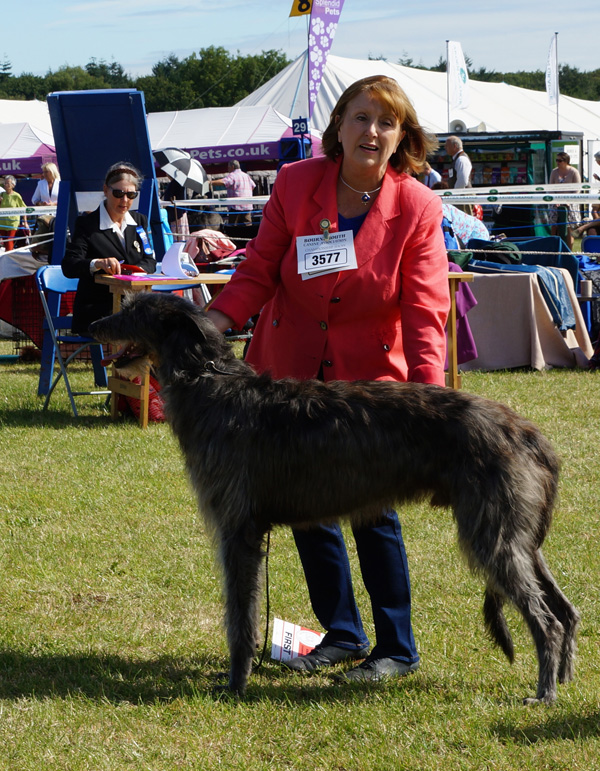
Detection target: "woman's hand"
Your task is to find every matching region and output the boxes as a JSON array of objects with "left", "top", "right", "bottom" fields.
[
  {"left": 95, "top": 257, "right": 122, "bottom": 275},
  {"left": 206, "top": 308, "right": 235, "bottom": 333}
]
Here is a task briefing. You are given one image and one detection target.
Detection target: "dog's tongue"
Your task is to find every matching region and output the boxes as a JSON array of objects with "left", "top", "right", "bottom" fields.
[{"left": 100, "top": 344, "right": 130, "bottom": 367}]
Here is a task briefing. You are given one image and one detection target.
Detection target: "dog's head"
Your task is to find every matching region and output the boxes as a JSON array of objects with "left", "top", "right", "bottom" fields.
[{"left": 90, "top": 291, "right": 234, "bottom": 382}]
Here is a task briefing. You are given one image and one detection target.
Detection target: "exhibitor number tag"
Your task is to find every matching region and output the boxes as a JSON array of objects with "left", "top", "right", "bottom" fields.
[{"left": 296, "top": 230, "right": 357, "bottom": 280}]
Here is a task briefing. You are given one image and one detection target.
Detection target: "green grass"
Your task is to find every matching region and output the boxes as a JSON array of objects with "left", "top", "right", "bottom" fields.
[{"left": 0, "top": 344, "right": 599, "bottom": 770}]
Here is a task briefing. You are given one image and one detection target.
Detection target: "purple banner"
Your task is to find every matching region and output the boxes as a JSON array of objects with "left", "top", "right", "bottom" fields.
[
  {"left": 308, "top": 0, "right": 345, "bottom": 117},
  {"left": 0, "top": 147, "right": 57, "bottom": 176},
  {"left": 189, "top": 141, "right": 280, "bottom": 164}
]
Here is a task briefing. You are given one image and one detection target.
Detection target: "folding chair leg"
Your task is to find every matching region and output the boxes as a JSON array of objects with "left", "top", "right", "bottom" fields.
[
  {"left": 90, "top": 344, "right": 108, "bottom": 387},
  {"left": 43, "top": 346, "right": 80, "bottom": 416},
  {"left": 38, "top": 328, "right": 58, "bottom": 396}
]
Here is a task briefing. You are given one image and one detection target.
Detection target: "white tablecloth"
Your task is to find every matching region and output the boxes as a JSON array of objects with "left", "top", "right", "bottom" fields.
[{"left": 0, "top": 248, "right": 47, "bottom": 282}]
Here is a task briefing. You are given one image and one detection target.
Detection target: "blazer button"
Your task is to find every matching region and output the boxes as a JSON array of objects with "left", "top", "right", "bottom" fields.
[
  {"left": 330, "top": 296, "right": 341, "bottom": 303},
  {"left": 322, "top": 360, "right": 333, "bottom": 367},
  {"left": 383, "top": 344, "right": 390, "bottom": 352},
  {"left": 272, "top": 320, "right": 279, "bottom": 327},
  {"left": 320, "top": 321, "right": 328, "bottom": 330}
]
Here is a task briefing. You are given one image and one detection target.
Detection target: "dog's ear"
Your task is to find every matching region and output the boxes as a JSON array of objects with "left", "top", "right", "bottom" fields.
[{"left": 160, "top": 305, "right": 218, "bottom": 377}]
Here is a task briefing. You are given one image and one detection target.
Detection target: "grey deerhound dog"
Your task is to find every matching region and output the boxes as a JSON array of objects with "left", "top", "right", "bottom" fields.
[{"left": 90, "top": 291, "right": 580, "bottom": 704}]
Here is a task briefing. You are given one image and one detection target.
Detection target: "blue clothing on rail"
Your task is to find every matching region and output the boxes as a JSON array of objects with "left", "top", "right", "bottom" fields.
[{"left": 469, "top": 261, "right": 576, "bottom": 332}]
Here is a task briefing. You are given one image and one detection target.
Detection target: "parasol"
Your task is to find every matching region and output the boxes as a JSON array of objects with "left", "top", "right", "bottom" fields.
[{"left": 153, "top": 147, "right": 209, "bottom": 196}]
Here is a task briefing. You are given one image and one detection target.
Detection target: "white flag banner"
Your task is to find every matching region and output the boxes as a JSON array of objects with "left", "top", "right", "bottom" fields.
[
  {"left": 546, "top": 35, "right": 559, "bottom": 106},
  {"left": 447, "top": 40, "right": 470, "bottom": 110}
]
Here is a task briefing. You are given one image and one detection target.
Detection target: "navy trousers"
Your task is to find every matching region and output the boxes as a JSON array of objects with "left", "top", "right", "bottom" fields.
[{"left": 292, "top": 511, "right": 419, "bottom": 664}]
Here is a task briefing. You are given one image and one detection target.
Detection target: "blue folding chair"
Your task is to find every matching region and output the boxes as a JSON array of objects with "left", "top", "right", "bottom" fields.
[
  {"left": 582, "top": 235, "right": 600, "bottom": 255},
  {"left": 36, "top": 265, "right": 109, "bottom": 416}
]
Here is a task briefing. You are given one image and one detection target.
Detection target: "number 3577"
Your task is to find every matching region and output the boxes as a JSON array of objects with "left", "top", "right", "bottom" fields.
[{"left": 309, "top": 251, "right": 342, "bottom": 267}]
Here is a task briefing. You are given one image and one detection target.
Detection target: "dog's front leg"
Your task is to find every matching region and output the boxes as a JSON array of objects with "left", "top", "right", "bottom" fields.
[{"left": 218, "top": 520, "right": 266, "bottom": 696}]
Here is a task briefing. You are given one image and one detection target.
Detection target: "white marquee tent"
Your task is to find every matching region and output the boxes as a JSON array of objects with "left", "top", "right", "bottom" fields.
[
  {"left": 146, "top": 104, "right": 321, "bottom": 166},
  {"left": 0, "top": 98, "right": 52, "bottom": 133},
  {"left": 236, "top": 52, "right": 600, "bottom": 146},
  {"left": 0, "top": 122, "right": 56, "bottom": 174}
]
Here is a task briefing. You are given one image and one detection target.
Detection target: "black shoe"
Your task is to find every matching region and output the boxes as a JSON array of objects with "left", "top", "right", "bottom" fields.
[
  {"left": 339, "top": 656, "right": 419, "bottom": 683},
  {"left": 282, "top": 643, "right": 369, "bottom": 673}
]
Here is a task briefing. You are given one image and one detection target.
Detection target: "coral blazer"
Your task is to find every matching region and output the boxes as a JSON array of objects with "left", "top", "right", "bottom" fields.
[{"left": 210, "top": 155, "right": 450, "bottom": 385}]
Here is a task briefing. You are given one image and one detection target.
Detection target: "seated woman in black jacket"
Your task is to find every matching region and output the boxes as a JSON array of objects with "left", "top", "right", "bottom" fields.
[{"left": 62, "top": 162, "right": 156, "bottom": 334}]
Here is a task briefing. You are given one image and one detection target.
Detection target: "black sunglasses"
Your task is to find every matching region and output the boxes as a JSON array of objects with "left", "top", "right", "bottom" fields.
[{"left": 109, "top": 187, "right": 139, "bottom": 200}]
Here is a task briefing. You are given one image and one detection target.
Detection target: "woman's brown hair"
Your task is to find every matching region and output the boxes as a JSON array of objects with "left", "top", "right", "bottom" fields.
[
  {"left": 321, "top": 75, "right": 437, "bottom": 174},
  {"left": 104, "top": 161, "right": 142, "bottom": 189}
]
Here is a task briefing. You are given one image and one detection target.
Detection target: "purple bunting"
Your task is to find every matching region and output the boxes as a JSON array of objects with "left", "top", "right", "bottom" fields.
[{"left": 308, "top": 0, "right": 346, "bottom": 117}]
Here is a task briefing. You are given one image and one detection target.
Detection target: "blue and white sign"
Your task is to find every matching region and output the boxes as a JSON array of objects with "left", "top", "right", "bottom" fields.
[{"left": 292, "top": 117, "right": 310, "bottom": 136}]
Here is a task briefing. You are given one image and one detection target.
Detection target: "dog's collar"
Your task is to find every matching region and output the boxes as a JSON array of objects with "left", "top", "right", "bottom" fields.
[{"left": 204, "top": 360, "right": 236, "bottom": 376}]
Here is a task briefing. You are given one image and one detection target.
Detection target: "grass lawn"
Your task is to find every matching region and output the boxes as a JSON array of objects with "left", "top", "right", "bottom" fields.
[{"left": 0, "top": 343, "right": 599, "bottom": 770}]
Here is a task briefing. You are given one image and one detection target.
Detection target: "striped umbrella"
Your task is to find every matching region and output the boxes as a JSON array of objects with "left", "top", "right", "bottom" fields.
[{"left": 153, "top": 147, "right": 209, "bottom": 196}]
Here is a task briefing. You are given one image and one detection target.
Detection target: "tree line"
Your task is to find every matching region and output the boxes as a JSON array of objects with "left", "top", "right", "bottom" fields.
[
  {"left": 1, "top": 47, "right": 599, "bottom": 114},
  {"left": 0, "top": 47, "right": 290, "bottom": 114},
  {"left": 398, "top": 54, "right": 600, "bottom": 102}
]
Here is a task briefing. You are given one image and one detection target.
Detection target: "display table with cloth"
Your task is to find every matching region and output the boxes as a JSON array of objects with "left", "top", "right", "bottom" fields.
[{"left": 459, "top": 269, "right": 592, "bottom": 372}]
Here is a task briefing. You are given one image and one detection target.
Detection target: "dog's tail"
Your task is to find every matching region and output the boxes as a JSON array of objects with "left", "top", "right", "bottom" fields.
[{"left": 483, "top": 588, "right": 514, "bottom": 663}]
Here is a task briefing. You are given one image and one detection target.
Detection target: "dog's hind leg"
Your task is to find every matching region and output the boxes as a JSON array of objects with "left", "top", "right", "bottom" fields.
[
  {"left": 483, "top": 588, "right": 514, "bottom": 663},
  {"left": 494, "top": 553, "right": 564, "bottom": 705},
  {"left": 532, "top": 550, "right": 580, "bottom": 684},
  {"left": 218, "top": 520, "right": 266, "bottom": 696}
]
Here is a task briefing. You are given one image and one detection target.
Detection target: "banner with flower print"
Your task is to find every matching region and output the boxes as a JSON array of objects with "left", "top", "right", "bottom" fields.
[{"left": 308, "top": 0, "right": 346, "bottom": 118}]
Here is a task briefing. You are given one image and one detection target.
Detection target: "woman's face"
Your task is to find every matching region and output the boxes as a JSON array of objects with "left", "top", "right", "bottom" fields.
[
  {"left": 42, "top": 168, "right": 54, "bottom": 183},
  {"left": 336, "top": 91, "right": 404, "bottom": 178},
  {"left": 103, "top": 176, "right": 138, "bottom": 221},
  {"left": 3, "top": 178, "right": 14, "bottom": 194}
]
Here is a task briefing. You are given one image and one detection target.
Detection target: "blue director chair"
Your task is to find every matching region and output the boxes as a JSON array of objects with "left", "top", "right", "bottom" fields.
[{"left": 36, "top": 265, "right": 110, "bottom": 416}]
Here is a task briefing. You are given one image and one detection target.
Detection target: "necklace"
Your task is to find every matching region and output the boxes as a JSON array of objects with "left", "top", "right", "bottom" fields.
[{"left": 339, "top": 174, "right": 382, "bottom": 204}]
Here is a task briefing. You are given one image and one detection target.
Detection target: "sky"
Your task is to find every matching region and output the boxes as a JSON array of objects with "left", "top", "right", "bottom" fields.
[{"left": 1, "top": 0, "right": 597, "bottom": 81}]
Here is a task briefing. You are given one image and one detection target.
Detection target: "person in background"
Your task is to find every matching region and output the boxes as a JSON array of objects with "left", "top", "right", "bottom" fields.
[
  {"left": 162, "top": 174, "right": 190, "bottom": 240},
  {"left": 549, "top": 152, "right": 581, "bottom": 249},
  {"left": 419, "top": 161, "right": 442, "bottom": 189},
  {"left": 210, "top": 160, "right": 256, "bottom": 225},
  {"left": 32, "top": 162, "right": 61, "bottom": 205},
  {"left": 445, "top": 135, "right": 473, "bottom": 215},
  {"left": 62, "top": 162, "right": 156, "bottom": 334},
  {"left": 0, "top": 176, "right": 30, "bottom": 252},
  {"left": 206, "top": 75, "right": 449, "bottom": 683}
]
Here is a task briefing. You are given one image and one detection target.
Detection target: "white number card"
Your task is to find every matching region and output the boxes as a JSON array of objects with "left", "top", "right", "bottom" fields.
[{"left": 296, "top": 230, "right": 358, "bottom": 280}]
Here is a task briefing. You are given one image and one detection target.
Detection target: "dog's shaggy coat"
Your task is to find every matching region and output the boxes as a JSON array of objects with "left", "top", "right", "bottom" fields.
[{"left": 90, "top": 291, "right": 580, "bottom": 703}]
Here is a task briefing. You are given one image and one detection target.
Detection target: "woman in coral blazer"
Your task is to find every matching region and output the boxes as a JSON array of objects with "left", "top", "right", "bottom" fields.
[{"left": 208, "top": 75, "right": 449, "bottom": 683}]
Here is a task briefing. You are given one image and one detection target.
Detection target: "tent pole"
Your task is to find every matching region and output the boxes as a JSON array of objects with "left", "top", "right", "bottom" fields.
[
  {"left": 446, "top": 40, "right": 450, "bottom": 132},
  {"left": 554, "top": 32, "right": 559, "bottom": 131},
  {"left": 290, "top": 49, "right": 308, "bottom": 119}
]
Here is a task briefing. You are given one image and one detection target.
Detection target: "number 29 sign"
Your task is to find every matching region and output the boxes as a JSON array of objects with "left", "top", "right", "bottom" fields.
[{"left": 292, "top": 117, "right": 309, "bottom": 135}]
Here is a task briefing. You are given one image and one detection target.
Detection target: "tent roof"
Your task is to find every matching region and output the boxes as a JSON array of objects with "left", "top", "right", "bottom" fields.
[
  {"left": 147, "top": 104, "right": 319, "bottom": 166},
  {"left": 0, "top": 121, "right": 56, "bottom": 174},
  {"left": 0, "top": 98, "right": 52, "bottom": 134},
  {"left": 236, "top": 53, "right": 600, "bottom": 144}
]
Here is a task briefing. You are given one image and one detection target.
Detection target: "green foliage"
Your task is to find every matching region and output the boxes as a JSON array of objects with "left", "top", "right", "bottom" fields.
[
  {"left": 0, "top": 48, "right": 291, "bottom": 112},
  {"left": 417, "top": 52, "right": 600, "bottom": 100},
  {"left": 1, "top": 48, "right": 599, "bottom": 109},
  {"left": 0, "top": 348, "right": 599, "bottom": 769}
]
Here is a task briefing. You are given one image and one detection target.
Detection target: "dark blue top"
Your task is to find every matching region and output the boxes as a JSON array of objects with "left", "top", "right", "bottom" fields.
[{"left": 338, "top": 211, "right": 368, "bottom": 238}]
